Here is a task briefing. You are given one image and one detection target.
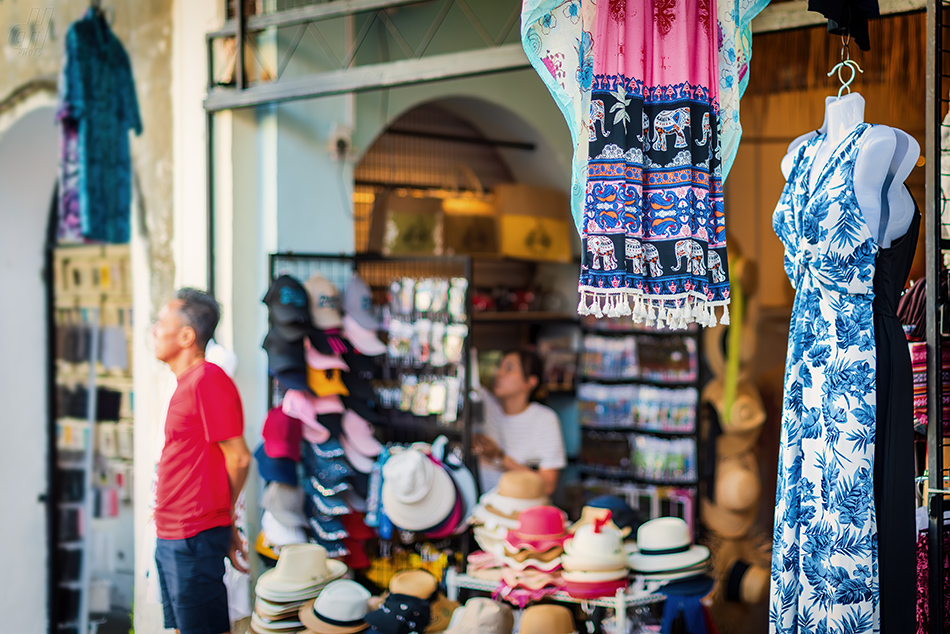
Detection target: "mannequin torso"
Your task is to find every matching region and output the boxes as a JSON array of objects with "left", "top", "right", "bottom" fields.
[{"left": 780, "top": 93, "right": 919, "bottom": 248}]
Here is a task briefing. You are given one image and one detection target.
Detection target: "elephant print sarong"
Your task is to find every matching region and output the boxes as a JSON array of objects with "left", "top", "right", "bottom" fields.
[{"left": 521, "top": 0, "right": 732, "bottom": 328}]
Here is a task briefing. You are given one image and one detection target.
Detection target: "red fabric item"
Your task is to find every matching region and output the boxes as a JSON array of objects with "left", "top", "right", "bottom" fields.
[
  {"left": 262, "top": 407, "right": 303, "bottom": 461},
  {"left": 155, "top": 361, "right": 244, "bottom": 539},
  {"left": 702, "top": 604, "right": 719, "bottom": 634},
  {"left": 340, "top": 512, "right": 375, "bottom": 541},
  {"left": 342, "top": 539, "right": 371, "bottom": 569}
]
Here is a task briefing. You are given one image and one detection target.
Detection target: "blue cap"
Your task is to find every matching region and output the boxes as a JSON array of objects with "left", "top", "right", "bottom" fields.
[{"left": 254, "top": 444, "right": 298, "bottom": 486}]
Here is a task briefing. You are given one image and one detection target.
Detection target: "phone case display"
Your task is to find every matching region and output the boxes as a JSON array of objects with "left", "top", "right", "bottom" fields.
[
  {"left": 378, "top": 276, "right": 469, "bottom": 429},
  {"left": 577, "top": 318, "right": 702, "bottom": 531},
  {"left": 52, "top": 245, "right": 134, "bottom": 634}
]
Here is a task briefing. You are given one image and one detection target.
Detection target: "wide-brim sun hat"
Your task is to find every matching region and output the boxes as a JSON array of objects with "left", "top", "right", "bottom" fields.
[
  {"left": 381, "top": 448, "right": 456, "bottom": 531},
  {"left": 627, "top": 517, "right": 709, "bottom": 574},
  {"left": 700, "top": 497, "right": 757, "bottom": 539},
  {"left": 504, "top": 506, "right": 569, "bottom": 551}
]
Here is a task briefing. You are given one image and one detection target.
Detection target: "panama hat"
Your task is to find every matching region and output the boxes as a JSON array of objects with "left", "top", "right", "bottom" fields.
[
  {"left": 382, "top": 449, "right": 456, "bottom": 531},
  {"left": 700, "top": 497, "right": 757, "bottom": 539},
  {"left": 517, "top": 604, "right": 575, "bottom": 634},
  {"left": 298, "top": 579, "right": 372, "bottom": 634},
  {"left": 562, "top": 515, "right": 628, "bottom": 573},
  {"left": 627, "top": 517, "right": 709, "bottom": 575},
  {"left": 444, "top": 597, "right": 513, "bottom": 634},
  {"left": 256, "top": 544, "right": 347, "bottom": 601}
]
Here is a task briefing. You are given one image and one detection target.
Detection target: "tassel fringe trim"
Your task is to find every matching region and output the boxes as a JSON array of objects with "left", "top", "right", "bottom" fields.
[{"left": 576, "top": 288, "right": 732, "bottom": 330}]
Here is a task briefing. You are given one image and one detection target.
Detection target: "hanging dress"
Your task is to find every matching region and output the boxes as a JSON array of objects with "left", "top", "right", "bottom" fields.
[
  {"left": 522, "top": 0, "right": 730, "bottom": 328},
  {"left": 770, "top": 123, "right": 882, "bottom": 633}
]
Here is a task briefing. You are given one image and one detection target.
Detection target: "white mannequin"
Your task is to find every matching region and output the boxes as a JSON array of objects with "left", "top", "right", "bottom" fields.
[{"left": 781, "top": 92, "right": 919, "bottom": 248}]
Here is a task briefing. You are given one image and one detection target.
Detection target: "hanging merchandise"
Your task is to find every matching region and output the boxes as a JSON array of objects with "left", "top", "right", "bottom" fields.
[
  {"left": 57, "top": 7, "right": 142, "bottom": 244},
  {"left": 769, "top": 60, "right": 920, "bottom": 631},
  {"left": 522, "top": 0, "right": 730, "bottom": 328}
]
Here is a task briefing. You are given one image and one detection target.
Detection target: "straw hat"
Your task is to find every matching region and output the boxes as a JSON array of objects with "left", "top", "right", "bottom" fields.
[
  {"left": 568, "top": 506, "right": 631, "bottom": 539},
  {"left": 427, "top": 594, "right": 460, "bottom": 633},
  {"left": 724, "top": 560, "right": 770, "bottom": 605},
  {"left": 714, "top": 452, "right": 761, "bottom": 512},
  {"left": 700, "top": 497, "right": 757, "bottom": 540},
  {"left": 389, "top": 569, "right": 438, "bottom": 599},
  {"left": 627, "top": 517, "right": 709, "bottom": 574},
  {"left": 517, "top": 604, "right": 575, "bottom": 634},
  {"left": 473, "top": 471, "right": 548, "bottom": 529},
  {"left": 444, "top": 598, "right": 513, "bottom": 634},
  {"left": 702, "top": 378, "right": 766, "bottom": 458}
]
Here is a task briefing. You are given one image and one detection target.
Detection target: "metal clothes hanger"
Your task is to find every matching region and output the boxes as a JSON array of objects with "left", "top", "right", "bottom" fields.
[{"left": 826, "top": 35, "right": 865, "bottom": 98}]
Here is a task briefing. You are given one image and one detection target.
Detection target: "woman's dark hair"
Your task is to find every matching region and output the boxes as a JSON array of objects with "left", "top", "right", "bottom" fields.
[
  {"left": 175, "top": 288, "right": 220, "bottom": 351},
  {"left": 503, "top": 348, "right": 547, "bottom": 402}
]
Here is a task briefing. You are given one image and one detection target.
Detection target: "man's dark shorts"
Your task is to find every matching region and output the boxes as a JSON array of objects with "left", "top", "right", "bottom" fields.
[{"left": 155, "top": 525, "right": 231, "bottom": 634}]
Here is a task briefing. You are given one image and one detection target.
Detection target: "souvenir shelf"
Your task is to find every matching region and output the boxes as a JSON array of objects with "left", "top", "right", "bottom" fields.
[
  {"left": 575, "top": 316, "right": 702, "bottom": 533},
  {"left": 268, "top": 253, "right": 475, "bottom": 461},
  {"left": 52, "top": 245, "right": 134, "bottom": 634}
]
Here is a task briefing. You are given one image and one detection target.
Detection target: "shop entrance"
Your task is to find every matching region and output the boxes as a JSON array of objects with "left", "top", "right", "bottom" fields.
[{"left": 0, "top": 104, "right": 57, "bottom": 632}]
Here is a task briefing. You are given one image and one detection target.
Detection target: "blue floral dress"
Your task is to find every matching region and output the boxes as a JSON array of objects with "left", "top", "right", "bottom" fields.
[{"left": 770, "top": 123, "right": 881, "bottom": 634}]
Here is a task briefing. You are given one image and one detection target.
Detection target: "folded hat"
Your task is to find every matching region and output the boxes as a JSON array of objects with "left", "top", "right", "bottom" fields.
[
  {"left": 627, "top": 517, "right": 709, "bottom": 574},
  {"left": 381, "top": 449, "right": 456, "bottom": 531},
  {"left": 260, "top": 482, "right": 307, "bottom": 527},
  {"left": 262, "top": 407, "right": 304, "bottom": 462},
  {"left": 444, "top": 598, "right": 513, "bottom": 634},
  {"left": 298, "top": 579, "right": 372, "bottom": 634},
  {"left": 306, "top": 338, "right": 350, "bottom": 371},
  {"left": 343, "top": 410, "right": 383, "bottom": 458},
  {"left": 263, "top": 275, "right": 312, "bottom": 327},
  {"left": 255, "top": 444, "right": 298, "bottom": 486},
  {"left": 309, "top": 367, "right": 350, "bottom": 398},
  {"left": 343, "top": 315, "right": 387, "bottom": 357},
  {"left": 344, "top": 274, "right": 380, "bottom": 331},
  {"left": 305, "top": 275, "right": 344, "bottom": 330}
]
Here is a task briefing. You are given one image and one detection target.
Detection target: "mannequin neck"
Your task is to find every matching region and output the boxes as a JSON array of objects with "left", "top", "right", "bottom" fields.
[{"left": 823, "top": 92, "right": 865, "bottom": 145}]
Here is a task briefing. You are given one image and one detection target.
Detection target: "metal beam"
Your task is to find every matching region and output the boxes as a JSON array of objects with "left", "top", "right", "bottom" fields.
[
  {"left": 752, "top": 0, "right": 925, "bottom": 33},
  {"left": 204, "top": 43, "right": 529, "bottom": 112},
  {"left": 208, "top": 0, "right": 430, "bottom": 38}
]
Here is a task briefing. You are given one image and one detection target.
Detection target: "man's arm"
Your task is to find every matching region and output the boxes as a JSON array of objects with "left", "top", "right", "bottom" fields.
[{"left": 219, "top": 435, "right": 251, "bottom": 573}]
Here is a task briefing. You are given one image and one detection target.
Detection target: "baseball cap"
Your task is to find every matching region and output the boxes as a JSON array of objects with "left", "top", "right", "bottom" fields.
[
  {"left": 342, "top": 315, "right": 387, "bottom": 357},
  {"left": 304, "top": 275, "right": 344, "bottom": 330},
  {"left": 262, "top": 407, "right": 303, "bottom": 462},
  {"left": 305, "top": 339, "right": 349, "bottom": 371},
  {"left": 343, "top": 274, "right": 380, "bottom": 331},
  {"left": 263, "top": 275, "right": 313, "bottom": 326},
  {"left": 342, "top": 373, "right": 374, "bottom": 400},
  {"left": 307, "top": 367, "right": 350, "bottom": 398},
  {"left": 255, "top": 444, "right": 298, "bottom": 486},
  {"left": 342, "top": 410, "right": 383, "bottom": 458},
  {"left": 263, "top": 330, "right": 307, "bottom": 375},
  {"left": 342, "top": 395, "right": 383, "bottom": 425}
]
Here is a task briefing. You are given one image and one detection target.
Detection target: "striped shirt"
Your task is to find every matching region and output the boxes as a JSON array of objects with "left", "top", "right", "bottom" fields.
[{"left": 477, "top": 388, "right": 567, "bottom": 492}]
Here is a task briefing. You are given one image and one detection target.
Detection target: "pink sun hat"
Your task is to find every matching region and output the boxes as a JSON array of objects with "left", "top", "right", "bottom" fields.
[
  {"left": 305, "top": 338, "right": 349, "bottom": 371},
  {"left": 504, "top": 506, "right": 570, "bottom": 552},
  {"left": 342, "top": 410, "right": 383, "bottom": 458}
]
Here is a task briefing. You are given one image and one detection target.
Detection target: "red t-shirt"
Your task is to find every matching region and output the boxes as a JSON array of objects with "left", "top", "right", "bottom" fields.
[{"left": 155, "top": 361, "right": 244, "bottom": 540}]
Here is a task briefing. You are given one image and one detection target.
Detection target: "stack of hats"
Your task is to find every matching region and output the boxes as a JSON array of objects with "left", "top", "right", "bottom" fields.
[
  {"left": 561, "top": 511, "right": 629, "bottom": 599},
  {"left": 444, "top": 597, "right": 513, "bottom": 634},
  {"left": 380, "top": 447, "right": 463, "bottom": 538},
  {"left": 297, "top": 579, "right": 374, "bottom": 634},
  {"left": 251, "top": 544, "right": 348, "bottom": 634},
  {"left": 256, "top": 481, "right": 308, "bottom": 568},
  {"left": 573, "top": 495, "right": 641, "bottom": 539},
  {"left": 261, "top": 273, "right": 388, "bottom": 564},
  {"left": 365, "top": 569, "right": 458, "bottom": 634},
  {"left": 499, "top": 506, "right": 569, "bottom": 606},
  {"left": 470, "top": 471, "right": 548, "bottom": 559},
  {"left": 627, "top": 517, "right": 710, "bottom": 583}
]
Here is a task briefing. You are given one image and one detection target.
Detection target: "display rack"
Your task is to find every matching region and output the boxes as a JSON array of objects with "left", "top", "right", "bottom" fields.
[
  {"left": 268, "top": 252, "right": 475, "bottom": 465},
  {"left": 51, "top": 245, "right": 134, "bottom": 634},
  {"left": 574, "top": 316, "right": 703, "bottom": 533},
  {"left": 445, "top": 569, "right": 665, "bottom": 633}
]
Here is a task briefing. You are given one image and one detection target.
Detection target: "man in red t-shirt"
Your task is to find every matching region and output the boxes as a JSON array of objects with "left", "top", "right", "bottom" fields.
[{"left": 152, "top": 289, "right": 251, "bottom": 634}]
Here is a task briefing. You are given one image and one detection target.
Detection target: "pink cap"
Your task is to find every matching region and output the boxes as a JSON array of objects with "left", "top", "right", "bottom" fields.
[
  {"left": 282, "top": 390, "right": 344, "bottom": 422},
  {"left": 301, "top": 417, "right": 330, "bottom": 444},
  {"left": 342, "top": 410, "right": 383, "bottom": 458},
  {"left": 341, "top": 434, "right": 376, "bottom": 473},
  {"left": 305, "top": 338, "right": 349, "bottom": 371},
  {"left": 262, "top": 407, "right": 303, "bottom": 462},
  {"left": 342, "top": 315, "right": 387, "bottom": 357}
]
